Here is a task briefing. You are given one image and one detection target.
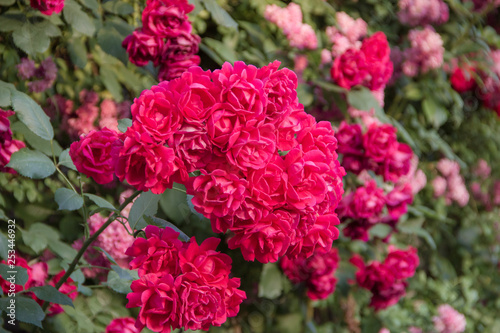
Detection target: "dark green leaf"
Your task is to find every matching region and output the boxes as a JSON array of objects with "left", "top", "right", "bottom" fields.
[
  {"left": 55, "top": 188, "right": 84, "bottom": 211},
  {"left": 0, "top": 296, "right": 45, "bottom": 328},
  {"left": 58, "top": 149, "right": 77, "bottom": 171},
  {"left": 68, "top": 37, "right": 88, "bottom": 69},
  {"left": 78, "top": 0, "right": 99, "bottom": 16},
  {"left": 0, "top": 233, "right": 8, "bottom": 260},
  {"left": 128, "top": 191, "right": 161, "bottom": 230},
  {"left": 48, "top": 241, "right": 78, "bottom": 262},
  {"left": 63, "top": 0, "right": 96, "bottom": 36},
  {"left": 422, "top": 98, "right": 448, "bottom": 128},
  {"left": 30, "top": 286, "right": 74, "bottom": 307},
  {"left": 117, "top": 118, "right": 132, "bottom": 132},
  {"left": 10, "top": 90, "right": 54, "bottom": 140},
  {"left": 203, "top": 38, "right": 238, "bottom": 63},
  {"left": 202, "top": 0, "right": 238, "bottom": 28},
  {"left": 21, "top": 223, "right": 59, "bottom": 254},
  {"left": 12, "top": 22, "right": 50, "bottom": 55},
  {"left": 347, "top": 87, "right": 382, "bottom": 113},
  {"left": 102, "top": 0, "right": 133, "bottom": 15},
  {"left": 0, "top": 0, "right": 15, "bottom": 6},
  {"left": 6, "top": 149, "right": 56, "bottom": 179},
  {"left": 258, "top": 263, "right": 283, "bottom": 299},
  {"left": 0, "top": 88, "right": 11, "bottom": 108},
  {"left": 105, "top": 270, "right": 137, "bottom": 294},
  {"left": 110, "top": 265, "right": 134, "bottom": 280},
  {"left": 35, "top": 20, "right": 61, "bottom": 37},
  {"left": 97, "top": 28, "right": 128, "bottom": 63},
  {"left": 10, "top": 122, "right": 62, "bottom": 156},
  {"left": 0, "top": 264, "right": 29, "bottom": 286},
  {"left": 84, "top": 194, "right": 116, "bottom": 211},
  {"left": 0, "top": 12, "right": 25, "bottom": 32},
  {"left": 100, "top": 67, "right": 122, "bottom": 101},
  {"left": 368, "top": 223, "right": 392, "bottom": 239}
]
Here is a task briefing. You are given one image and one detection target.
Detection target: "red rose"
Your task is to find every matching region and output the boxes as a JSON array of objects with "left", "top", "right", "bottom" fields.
[
  {"left": 361, "top": 32, "right": 393, "bottom": 90},
  {"left": 385, "top": 183, "right": 413, "bottom": 219},
  {"left": 228, "top": 210, "right": 292, "bottom": 263},
  {"left": 130, "top": 81, "right": 183, "bottom": 143},
  {"left": 69, "top": 128, "right": 122, "bottom": 184},
  {"left": 126, "top": 225, "right": 183, "bottom": 277},
  {"left": 450, "top": 66, "right": 476, "bottom": 93},
  {"left": 142, "top": 0, "right": 193, "bottom": 38},
  {"left": 292, "top": 213, "right": 340, "bottom": 258},
  {"left": 122, "top": 29, "right": 163, "bottom": 67},
  {"left": 186, "top": 169, "right": 248, "bottom": 218},
  {"left": 247, "top": 155, "right": 287, "bottom": 208},
  {"left": 380, "top": 142, "right": 413, "bottom": 182},
  {"left": 224, "top": 278, "right": 246, "bottom": 317},
  {"left": 105, "top": 317, "right": 141, "bottom": 333},
  {"left": 206, "top": 109, "right": 243, "bottom": 150},
  {"left": 227, "top": 123, "right": 277, "bottom": 172},
  {"left": 169, "top": 124, "right": 213, "bottom": 172},
  {"left": 298, "top": 121, "right": 339, "bottom": 161},
  {"left": 343, "top": 219, "right": 371, "bottom": 241},
  {"left": 336, "top": 121, "right": 364, "bottom": 155},
  {"left": 384, "top": 246, "right": 419, "bottom": 280},
  {"left": 158, "top": 33, "right": 201, "bottom": 81},
  {"left": 307, "top": 274, "right": 337, "bottom": 300},
  {"left": 127, "top": 273, "right": 179, "bottom": 333},
  {"left": 276, "top": 107, "right": 309, "bottom": 151},
  {"left": 363, "top": 123, "right": 397, "bottom": 162},
  {"left": 30, "top": 0, "right": 64, "bottom": 15},
  {"left": 179, "top": 237, "right": 232, "bottom": 288},
  {"left": 331, "top": 49, "right": 369, "bottom": 89},
  {"left": 159, "top": 54, "right": 201, "bottom": 82},
  {"left": 350, "top": 180, "right": 386, "bottom": 220},
  {"left": 115, "top": 128, "right": 186, "bottom": 194}
]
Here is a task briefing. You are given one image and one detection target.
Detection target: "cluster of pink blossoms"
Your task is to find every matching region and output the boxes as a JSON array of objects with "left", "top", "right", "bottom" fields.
[
  {"left": 264, "top": 3, "right": 318, "bottom": 50},
  {"left": 433, "top": 304, "right": 467, "bottom": 333},
  {"left": 350, "top": 246, "right": 419, "bottom": 310},
  {"left": 336, "top": 121, "right": 426, "bottom": 240},
  {"left": 105, "top": 317, "right": 140, "bottom": 333},
  {"left": 470, "top": 159, "right": 500, "bottom": 210},
  {"left": 432, "top": 158, "right": 469, "bottom": 207},
  {"left": 327, "top": 14, "right": 393, "bottom": 94},
  {"left": 402, "top": 26, "right": 444, "bottom": 77},
  {"left": 0, "top": 256, "right": 77, "bottom": 316},
  {"left": 47, "top": 90, "right": 130, "bottom": 139},
  {"left": 122, "top": 0, "right": 200, "bottom": 82},
  {"left": 0, "top": 109, "right": 25, "bottom": 174},
  {"left": 398, "top": 0, "right": 449, "bottom": 26},
  {"left": 29, "top": 0, "right": 64, "bottom": 15},
  {"left": 16, "top": 57, "right": 57, "bottom": 93},
  {"left": 280, "top": 247, "right": 339, "bottom": 300},
  {"left": 69, "top": 61, "right": 346, "bottom": 263},
  {"left": 125, "top": 225, "right": 246, "bottom": 332}
]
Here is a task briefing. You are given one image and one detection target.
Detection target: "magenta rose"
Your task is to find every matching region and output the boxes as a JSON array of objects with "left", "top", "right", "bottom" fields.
[
  {"left": 381, "top": 142, "right": 413, "bottom": 182},
  {"left": 363, "top": 123, "right": 397, "bottom": 162},
  {"left": 384, "top": 246, "right": 419, "bottom": 280},
  {"left": 293, "top": 213, "right": 340, "bottom": 258},
  {"left": 206, "top": 109, "right": 243, "bottom": 150},
  {"left": 30, "top": 0, "right": 64, "bottom": 15},
  {"left": 350, "top": 180, "right": 386, "bottom": 220},
  {"left": 115, "top": 128, "right": 186, "bottom": 194},
  {"left": 169, "top": 124, "right": 213, "bottom": 172},
  {"left": 122, "top": 29, "right": 164, "bottom": 67},
  {"left": 343, "top": 219, "right": 371, "bottom": 241},
  {"left": 69, "top": 128, "right": 122, "bottom": 184},
  {"left": 247, "top": 155, "right": 287, "bottom": 208},
  {"left": 361, "top": 32, "right": 393, "bottom": 90},
  {"left": 142, "top": 0, "right": 193, "bottom": 38},
  {"left": 330, "top": 49, "right": 369, "bottom": 89},
  {"left": 307, "top": 274, "right": 337, "bottom": 300},
  {"left": 130, "top": 80, "right": 183, "bottom": 143},
  {"left": 127, "top": 273, "right": 179, "bottom": 333},
  {"left": 385, "top": 183, "right": 413, "bottom": 219},
  {"left": 275, "top": 107, "right": 310, "bottom": 151},
  {"left": 186, "top": 169, "right": 248, "bottom": 218},
  {"left": 224, "top": 278, "right": 247, "bottom": 317},
  {"left": 179, "top": 237, "right": 232, "bottom": 288},
  {"left": 336, "top": 121, "right": 364, "bottom": 155},
  {"left": 226, "top": 123, "right": 277, "bottom": 172},
  {"left": 125, "top": 225, "right": 183, "bottom": 276},
  {"left": 105, "top": 317, "right": 141, "bottom": 333}
]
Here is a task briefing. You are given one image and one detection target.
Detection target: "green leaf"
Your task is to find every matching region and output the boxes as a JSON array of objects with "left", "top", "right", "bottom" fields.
[
  {"left": 105, "top": 270, "right": 136, "bottom": 294},
  {"left": 48, "top": 240, "right": 78, "bottom": 262},
  {"left": 35, "top": 20, "right": 61, "bottom": 37},
  {"left": 0, "top": 87, "right": 11, "bottom": 108},
  {"left": 422, "top": 98, "right": 448, "bottom": 128},
  {"left": 203, "top": 38, "right": 238, "bottom": 64},
  {"left": 0, "top": 264, "right": 29, "bottom": 286},
  {"left": 201, "top": 0, "right": 238, "bottom": 28},
  {"left": 117, "top": 118, "right": 132, "bottom": 132},
  {"left": 368, "top": 223, "right": 392, "bottom": 239},
  {"left": 68, "top": 37, "right": 88, "bottom": 69},
  {"left": 58, "top": 149, "right": 77, "bottom": 171},
  {"left": 84, "top": 194, "right": 116, "bottom": 211},
  {"left": 0, "top": 0, "right": 15, "bottom": 6},
  {"left": 6, "top": 148, "right": 56, "bottom": 179},
  {"left": 93, "top": 247, "right": 118, "bottom": 265},
  {"left": 102, "top": 0, "right": 134, "bottom": 15},
  {"left": 128, "top": 191, "right": 161, "bottom": 230},
  {"left": 10, "top": 90, "right": 54, "bottom": 140},
  {"left": 144, "top": 216, "right": 190, "bottom": 242},
  {"left": 312, "top": 79, "right": 347, "bottom": 93},
  {"left": 30, "top": 286, "right": 74, "bottom": 307},
  {"left": 258, "top": 263, "right": 283, "bottom": 299},
  {"left": 97, "top": 28, "right": 128, "bottom": 63},
  {"left": 347, "top": 87, "right": 382, "bottom": 112},
  {"left": 78, "top": 0, "right": 99, "bottom": 16},
  {"left": 21, "top": 223, "right": 59, "bottom": 254},
  {"left": 55, "top": 188, "right": 84, "bottom": 211},
  {"left": 100, "top": 67, "right": 122, "bottom": 101},
  {"left": 12, "top": 22, "right": 50, "bottom": 55},
  {"left": 0, "top": 12, "right": 25, "bottom": 32},
  {"left": 0, "top": 233, "right": 8, "bottom": 260},
  {"left": 0, "top": 296, "right": 45, "bottom": 328},
  {"left": 110, "top": 265, "right": 134, "bottom": 280},
  {"left": 10, "top": 122, "right": 62, "bottom": 156},
  {"left": 63, "top": 0, "right": 96, "bottom": 36}
]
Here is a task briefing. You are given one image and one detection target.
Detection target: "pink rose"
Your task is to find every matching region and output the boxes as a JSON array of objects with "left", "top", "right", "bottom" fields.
[
  {"left": 30, "top": 0, "right": 64, "bottom": 15},
  {"left": 122, "top": 29, "right": 164, "bottom": 67},
  {"left": 247, "top": 155, "right": 287, "bottom": 208},
  {"left": 384, "top": 246, "right": 419, "bottom": 280},
  {"left": 307, "top": 274, "right": 337, "bottom": 300},
  {"left": 105, "top": 317, "right": 141, "bottom": 333},
  {"left": 158, "top": 33, "right": 201, "bottom": 81},
  {"left": 350, "top": 180, "right": 386, "bottom": 219},
  {"left": 336, "top": 121, "right": 364, "bottom": 155},
  {"left": 69, "top": 128, "right": 122, "bottom": 184},
  {"left": 142, "top": 0, "right": 193, "bottom": 38},
  {"left": 385, "top": 183, "right": 413, "bottom": 220},
  {"left": 169, "top": 124, "right": 213, "bottom": 172},
  {"left": 361, "top": 32, "right": 393, "bottom": 90},
  {"left": 381, "top": 143, "right": 413, "bottom": 182},
  {"left": 126, "top": 225, "right": 183, "bottom": 276},
  {"left": 363, "top": 123, "right": 397, "bottom": 162},
  {"left": 331, "top": 49, "right": 368, "bottom": 89}
]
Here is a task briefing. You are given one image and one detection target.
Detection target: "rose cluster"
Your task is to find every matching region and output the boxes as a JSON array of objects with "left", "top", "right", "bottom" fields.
[
  {"left": 105, "top": 317, "right": 141, "bottom": 333},
  {"left": 398, "top": 0, "right": 449, "bottom": 26},
  {"left": 122, "top": 0, "right": 200, "bottom": 81},
  {"left": 432, "top": 158, "right": 469, "bottom": 207},
  {"left": 125, "top": 225, "right": 246, "bottom": 332},
  {"left": 280, "top": 247, "right": 339, "bottom": 300},
  {"left": 69, "top": 61, "right": 346, "bottom": 263},
  {"left": 29, "top": 0, "right": 64, "bottom": 15},
  {"left": 433, "top": 304, "right": 467, "bottom": 333},
  {"left": 0, "top": 109, "right": 25, "bottom": 174},
  {"left": 0, "top": 255, "right": 77, "bottom": 316},
  {"left": 326, "top": 12, "right": 368, "bottom": 58},
  {"left": 16, "top": 57, "right": 57, "bottom": 93},
  {"left": 402, "top": 26, "right": 444, "bottom": 77},
  {"left": 264, "top": 3, "right": 318, "bottom": 50},
  {"left": 350, "top": 246, "right": 419, "bottom": 310}
]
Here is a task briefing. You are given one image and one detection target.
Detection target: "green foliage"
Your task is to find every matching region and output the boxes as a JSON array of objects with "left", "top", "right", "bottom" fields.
[
  {"left": 6, "top": 149, "right": 56, "bottom": 179},
  {"left": 128, "top": 191, "right": 161, "bottom": 230},
  {"left": 0, "top": 296, "right": 45, "bottom": 328},
  {"left": 55, "top": 188, "right": 84, "bottom": 211},
  {"left": 30, "top": 286, "right": 75, "bottom": 307}
]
